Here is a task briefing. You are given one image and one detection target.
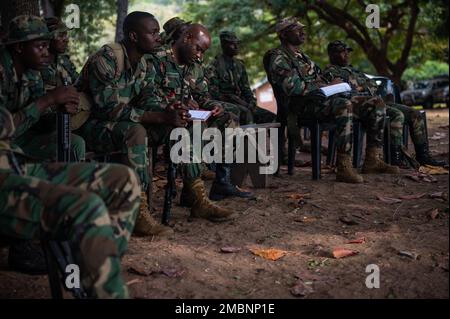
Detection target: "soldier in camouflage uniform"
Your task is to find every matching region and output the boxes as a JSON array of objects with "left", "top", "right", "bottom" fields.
[
  {"left": 148, "top": 23, "right": 255, "bottom": 202},
  {"left": 0, "top": 15, "right": 84, "bottom": 162},
  {"left": 206, "top": 31, "right": 276, "bottom": 125},
  {"left": 324, "top": 40, "right": 447, "bottom": 167},
  {"left": 0, "top": 106, "right": 140, "bottom": 298},
  {"left": 264, "top": 18, "right": 399, "bottom": 183}
]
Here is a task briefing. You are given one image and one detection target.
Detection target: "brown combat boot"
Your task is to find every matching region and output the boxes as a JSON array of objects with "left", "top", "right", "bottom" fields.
[
  {"left": 336, "top": 153, "right": 364, "bottom": 183},
  {"left": 189, "top": 178, "right": 237, "bottom": 222},
  {"left": 361, "top": 147, "right": 400, "bottom": 174},
  {"left": 133, "top": 192, "right": 174, "bottom": 236}
]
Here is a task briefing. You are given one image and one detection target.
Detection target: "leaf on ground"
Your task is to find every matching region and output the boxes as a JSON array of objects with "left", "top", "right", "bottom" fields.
[
  {"left": 430, "top": 192, "right": 448, "bottom": 201},
  {"left": 399, "top": 193, "right": 427, "bottom": 200},
  {"left": 347, "top": 237, "right": 366, "bottom": 244},
  {"left": 419, "top": 165, "right": 449, "bottom": 175},
  {"left": 430, "top": 132, "right": 446, "bottom": 140},
  {"left": 339, "top": 216, "right": 359, "bottom": 225},
  {"left": 332, "top": 248, "right": 359, "bottom": 259},
  {"left": 429, "top": 208, "right": 440, "bottom": 220},
  {"left": 220, "top": 246, "right": 242, "bottom": 253},
  {"left": 290, "top": 280, "right": 314, "bottom": 297},
  {"left": 286, "top": 193, "right": 311, "bottom": 200},
  {"left": 250, "top": 248, "right": 288, "bottom": 261},
  {"left": 126, "top": 279, "right": 143, "bottom": 286},
  {"left": 127, "top": 266, "right": 152, "bottom": 277},
  {"left": 376, "top": 195, "right": 402, "bottom": 204},
  {"left": 398, "top": 251, "right": 419, "bottom": 260},
  {"left": 294, "top": 216, "right": 317, "bottom": 223},
  {"left": 161, "top": 267, "right": 185, "bottom": 278}
]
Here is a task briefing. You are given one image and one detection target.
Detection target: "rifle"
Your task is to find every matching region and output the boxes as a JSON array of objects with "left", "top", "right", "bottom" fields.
[{"left": 56, "top": 80, "right": 72, "bottom": 162}]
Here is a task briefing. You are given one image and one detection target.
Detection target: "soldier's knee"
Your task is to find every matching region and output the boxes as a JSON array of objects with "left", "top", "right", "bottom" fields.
[
  {"left": 71, "top": 134, "right": 86, "bottom": 157},
  {"left": 104, "top": 164, "right": 141, "bottom": 195},
  {"left": 335, "top": 98, "right": 353, "bottom": 116},
  {"left": 125, "top": 124, "right": 147, "bottom": 146}
]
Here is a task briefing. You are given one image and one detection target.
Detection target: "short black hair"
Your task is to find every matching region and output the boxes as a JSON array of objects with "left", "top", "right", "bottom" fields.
[{"left": 123, "top": 11, "right": 155, "bottom": 37}]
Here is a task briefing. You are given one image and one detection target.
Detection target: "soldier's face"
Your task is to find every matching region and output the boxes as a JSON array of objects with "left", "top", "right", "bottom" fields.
[
  {"left": 222, "top": 40, "right": 239, "bottom": 57},
  {"left": 285, "top": 25, "right": 305, "bottom": 46},
  {"left": 19, "top": 39, "right": 50, "bottom": 70},
  {"left": 179, "top": 31, "right": 211, "bottom": 64},
  {"left": 336, "top": 50, "right": 350, "bottom": 66},
  {"left": 51, "top": 31, "right": 69, "bottom": 54},
  {"left": 135, "top": 18, "right": 162, "bottom": 53}
]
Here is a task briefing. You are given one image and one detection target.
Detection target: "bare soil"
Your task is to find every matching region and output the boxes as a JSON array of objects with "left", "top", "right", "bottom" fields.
[{"left": 0, "top": 108, "right": 448, "bottom": 299}]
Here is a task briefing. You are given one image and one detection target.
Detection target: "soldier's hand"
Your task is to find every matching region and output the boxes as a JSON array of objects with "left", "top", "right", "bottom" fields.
[
  {"left": 186, "top": 99, "right": 199, "bottom": 110},
  {"left": 166, "top": 108, "right": 191, "bottom": 127},
  {"left": 64, "top": 103, "right": 79, "bottom": 115},
  {"left": 211, "top": 105, "right": 224, "bottom": 117},
  {"left": 329, "top": 78, "right": 343, "bottom": 85},
  {"left": 47, "top": 86, "right": 80, "bottom": 106}
]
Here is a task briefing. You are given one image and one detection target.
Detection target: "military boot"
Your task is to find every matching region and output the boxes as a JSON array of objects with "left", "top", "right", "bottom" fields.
[
  {"left": 390, "top": 144, "right": 409, "bottom": 168},
  {"left": 361, "top": 147, "right": 400, "bottom": 174},
  {"left": 415, "top": 142, "right": 448, "bottom": 167},
  {"left": 336, "top": 153, "right": 364, "bottom": 183},
  {"left": 133, "top": 192, "right": 173, "bottom": 236},
  {"left": 179, "top": 184, "right": 194, "bottom": 208},
  {"left": 8, "top": 240, "right": 47, "bottom": 275},
  {"left": 209, "top": 164, "right": 255, "bottom": 201},
  {"left": 189, "top": 178, "right": 237, "bottom": 222}
]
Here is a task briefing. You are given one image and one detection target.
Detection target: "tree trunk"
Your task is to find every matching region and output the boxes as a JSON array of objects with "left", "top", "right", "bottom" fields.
[
  {"left": 1, "top": 0, "right": 40, "bottom": 31},
  {"left": 115, "top": 0, "right": 128, "bottom": 42},
  {"left": 40, "top": 0, "right": 55, "bottom": 17}
]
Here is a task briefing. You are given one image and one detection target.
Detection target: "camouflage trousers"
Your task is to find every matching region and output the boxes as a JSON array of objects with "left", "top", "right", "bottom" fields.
[
  {"left": 221, "top": 101, "right": 276, "bottom": 125},
  {"left": 15, "top": 129, "right": 86, "bottom": 161},
  {"left": 77, "top": 119, "right": 150, "bottom": 191},
  {"left": 387, "top": 102, "right": 427, "bottom": 146},
  {"left": 0, "top": 159, "right": 140, "bottom": 298},
  {"left": 289, "top": 95, "right": 386, "bottom": 154}
]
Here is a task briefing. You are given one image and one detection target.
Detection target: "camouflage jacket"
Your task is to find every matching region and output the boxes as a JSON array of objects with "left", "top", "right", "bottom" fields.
[
  {"left": 206, "top": 54, "right": 256, "bottom": 106},
  {"left": 41, "top": 53, "right": 79, "bottom": 90},
  {"left": 79, "top": 41, "right": 159, "bottom": 123},
  {"left": 322, "top": 64, "right": 377, "bottom": 96},
  {"left": 148, "top": 45, "right": 222, "bottom": 111},
  {"left": 0, "top": 48, "right": 45, "bottom": 138}
]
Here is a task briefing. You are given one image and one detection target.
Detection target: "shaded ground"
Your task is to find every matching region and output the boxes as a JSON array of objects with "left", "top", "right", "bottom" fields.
[{"left": 0, "top": 108, "right": 448, "bottom": 299}]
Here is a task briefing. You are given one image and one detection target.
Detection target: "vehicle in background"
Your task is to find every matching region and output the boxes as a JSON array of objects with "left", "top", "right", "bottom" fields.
[
  {"left": 366, "top": 74, "right": 402, "bottom": 103},
  {"left": 400, "top": 76, "right": 449, "bottom": 109}
]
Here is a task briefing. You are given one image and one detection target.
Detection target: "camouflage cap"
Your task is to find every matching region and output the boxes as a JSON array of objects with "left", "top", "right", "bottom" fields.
[
  {"left": 219, "top": 30, "right": 240, "bottom": 43},
  {"left": 327, "top": 40, "right": 353, "bottom": 53},
  {"left": 45, "top": 16, "right": 69, "bottom": 34},
  {"left": 163, "top": 17, "right": 191, "bottom": 40},
  {"left": 275, "top": 17, "right": 305, "bottom": 34},
  {"left": 4, "top": 15, "right": 53, "bottom": 45}
]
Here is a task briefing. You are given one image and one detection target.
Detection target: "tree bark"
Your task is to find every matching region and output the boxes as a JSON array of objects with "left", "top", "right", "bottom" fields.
[
  {"left": 115, "top": 0, "right": 128, "bottom": 42},
  {"left": 1, "top": 0, "right": 41, "bottom": 31}
]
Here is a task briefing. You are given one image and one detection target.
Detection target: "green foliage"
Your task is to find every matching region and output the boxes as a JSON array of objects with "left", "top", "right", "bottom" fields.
[{"left": 403, "top": 60, "right": 449, "bottom": 81}]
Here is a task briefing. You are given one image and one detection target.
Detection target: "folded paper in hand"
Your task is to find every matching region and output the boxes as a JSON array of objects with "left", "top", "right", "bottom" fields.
[
  {"left": 319, "top": 83, "right": 351, "bottom": 97},
  {"left": 189, "top": 110, "right": 212, "bottom": 121}
]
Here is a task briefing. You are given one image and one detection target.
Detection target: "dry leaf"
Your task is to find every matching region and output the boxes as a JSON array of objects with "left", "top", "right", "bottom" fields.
[
  {"left": 161, "top": 267, "right": 185, "bottom": 278},
  {"left": 399, "top": 193, "right": 427, "bottom": 200},
  {"left": 419, "top": 165, "right": 449, "bottom": 175},
  {"left": 126, "top": 279, "right": 142, "bottom": 286},
  {"left": 332, "top": 248, "right": 359, "bottom": 259},
  {"left": 294, "top": 216, "right": 317, "bottom": 223},
  {"left": 286, "top": 193, "right": 311, "bottom": 200},
  {"left": 347, "top": 237, "right": 366, "bottom": 244},
  {"left": 127, "top": 266, "right": 152, "bottom": 276},
  {"left": 250, "top": 248, "right": 288, "bottom": 261},
  {"left": 220, "top": 246, "right": 242, "bottom": 253},
  {"left": 429, "top": 209, "right": 440, "bottom": 220},
  {"left": 430, "top": 132, "right": 446, "bottom": 140},
  {"left": 430, "top": 192, "right": 447, "bottom": 201},
  {"left": 376, "top": 195, "right": 402, "bottom": 204},
  {"left": 398, "top": 251, "right": 419, "bottom": 260}
]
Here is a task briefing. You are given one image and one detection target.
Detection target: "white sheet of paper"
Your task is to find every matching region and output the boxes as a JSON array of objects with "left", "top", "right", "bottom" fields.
[
  {"left": 189, "top": 110, "right": 212, "bottom": 121},
  {"left": 319, "top": 83, "right": 351, "bottom": 97}
]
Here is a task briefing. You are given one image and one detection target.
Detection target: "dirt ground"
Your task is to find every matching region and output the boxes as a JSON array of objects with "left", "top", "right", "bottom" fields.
[{"left": 0, "top": 108, "right": 448, "bottom": 299}]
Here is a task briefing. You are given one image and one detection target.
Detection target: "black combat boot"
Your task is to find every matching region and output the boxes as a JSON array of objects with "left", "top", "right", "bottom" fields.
[
  {"left": 8, "top": 240, "right": 47, "bottom": 275},
  {"left": 415, "top": 142, "right": 448, "bottom": 166},
  {"left": 209, "top": 164, "right": 255, "bottom": 201},
  {"left": 390, "top": 144, "right": 409, "bottom": 168}
]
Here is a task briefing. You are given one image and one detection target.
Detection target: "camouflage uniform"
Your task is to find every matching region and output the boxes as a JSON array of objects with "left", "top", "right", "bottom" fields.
[
  {"left": 322, "top": 62, "right": 426, "bottom": 147},
  {"left": 76, "top": 42, "right": 153, "bottom": 191},
  {"left": 0, "top": 106, "right": 140, "bottom": 298},
  {"left": 206, "top": 31, "right": 276, "bottom": 124},
  {"left": 0, "top": 16, "right": 85, "bottom": 162},
  {"left": 265, "top": 44, "right": 386, "bottom": 155}
]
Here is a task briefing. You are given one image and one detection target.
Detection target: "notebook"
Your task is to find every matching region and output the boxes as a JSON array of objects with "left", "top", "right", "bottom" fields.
[
  {"left": 320, "top": 83, "right": 351, "bottom": 97},
  {"left": 189, "top": 110, "right": 212, "bottom": 121}
]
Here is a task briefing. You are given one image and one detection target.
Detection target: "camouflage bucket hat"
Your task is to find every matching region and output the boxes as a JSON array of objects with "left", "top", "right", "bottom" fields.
[
  {"left": 163, "top": 17, "right": 191, "bottom": 41},
  {"left": 275, "top": 17, "right": 305, "bottom": 34},
  {"left": 219, "top": 30, "right": 240, "bottom": 43},
  {"left": 4, "top": 15, "right": 53, "bottom": 45},
  {"left": 327, "top": 40, "right": 353, "bottom": 53}
]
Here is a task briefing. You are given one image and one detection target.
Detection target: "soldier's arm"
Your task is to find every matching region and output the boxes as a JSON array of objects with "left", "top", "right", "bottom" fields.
[
  {"left": 189, "top": 64, "right": 216, "bottom": 110},
  {"left": 205, "top": 61, "right": 221, "bottom": 100},
  {"left": 238, "top": 63, "right": 257, "bottom": 107},
  {"left": 270, "top": 54, "right": 307, "bottom": 97},
  {"left": 65, "top": 56, "right": 80, "bottom": 84},
  {"left": 88, "top": 49, "right": 145, "bottom": 122}
]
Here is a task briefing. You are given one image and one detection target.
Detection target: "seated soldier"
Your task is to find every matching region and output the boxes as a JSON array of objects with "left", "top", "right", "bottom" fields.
[
  {"left": 0, "top": 15, "right": 82, "bottom": 273},
  {"left": 206, "top": 30, "right": 276, "bottom": 125},
  {"left": 148, "top": 22, "right": 255, "bottom": 202},
  {"left": 323, "top": 40, "right": 447, "bottom": 167},
  {"left": 0, "top": 103, "right": 140, "bottom": 298},
  {"left": 0, "top": 15, "right": 84, "bottom": 162},
  {"left": 264, "top": 18, "right": 399, "bottom": 183}
]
